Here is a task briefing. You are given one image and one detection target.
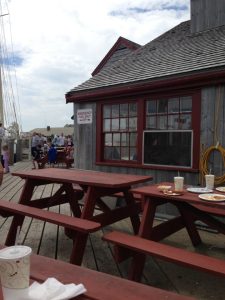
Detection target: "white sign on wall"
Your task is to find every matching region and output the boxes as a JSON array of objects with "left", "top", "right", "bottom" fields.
[{"left": 77, "top": 109, "right": 93, "bottom": 124}]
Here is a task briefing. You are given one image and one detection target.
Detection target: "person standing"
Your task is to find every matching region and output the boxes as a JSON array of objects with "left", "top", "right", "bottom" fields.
[
  {"left": 2, "top": 144, "right": 9, "bottom": 173},
  {"left": 58, "top": 133, "right": 65, "bottom": 147},
  {"left": 31, "top": 132, "right": 40, "bottom": 158}
]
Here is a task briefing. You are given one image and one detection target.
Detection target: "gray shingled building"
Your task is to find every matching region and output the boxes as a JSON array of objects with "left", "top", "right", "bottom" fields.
[{"left": 66, "top": 0, "right": 225, "bottom": 195}]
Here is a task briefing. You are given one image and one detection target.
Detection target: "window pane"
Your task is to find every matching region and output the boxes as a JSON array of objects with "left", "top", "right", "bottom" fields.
[
  {"left": 180, "top": 96, "right": 192, "bottom": 112},
  {"left": 104, "top": 133, "right": 112, "bottom": 146},
  {"left": 103, "top": 105, "right": 111, "bottom": 118},
  {"left": 121, "top": 147, "right": 129, "bottom": 160},
  {"left": 120, "top": 103, "right": 128, "bottom": 117},
  {"left": 158, "top": 115, "right": 167, "bottom": 129},
  {"left": 168, "top": 115, "right": 179, "bottom": 129},
  {"left": 112, "top": 104, "right": 119, "bottom": 118},
  {"left": 157, "top": 99, "right": 167, "bottom": 114},
  {"left": 130, "top": 133, "right": 137, "bottom": 147},
  {"left": 130, "top": 147, "right": 137, "bottom": 160},
  {"left": 113, "top": 133, "right": 120, "bottom": 146},
  {"left": 146, "top": 116, "right": 156, "bottom": 129},
  {"left": 112, "top": 119, "right": 119, "bottom": 131},
  {"left": 168, "top": 98, "right": 179, "bottom": 113},
  {"left": 121, "top": 133, "right": 129, "bottom": 146},
  {"left": 129, "top": 117, "right": 137, "bottom": 131},
  {"left": 146, "top": 100, "right": 156, "bottom": 115},
  {"left": 103, "top": 119, "right": 110, "bottom": 132},
  {"left": 129, "top": 103, "right": 137, "bottom": 116},
  {"left": 120, "top": 118, "right": 128, "bottom": 130},
  {"left": 180, "top": 114, "right": 192, "bottom": 129},
  {"left": 112, "top": 147, "right": 120, "bottom": 160},
  {"left": 104, "top": 147, "right": 120, "bottom": 160},
  {"left": 143, "top": 131, "right": 192, "bottom": 167}
]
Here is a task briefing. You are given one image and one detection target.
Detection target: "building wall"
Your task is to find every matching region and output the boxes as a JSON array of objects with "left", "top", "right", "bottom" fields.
[{"left": 191, "top": 0, "right": 225, "bottom": 33}]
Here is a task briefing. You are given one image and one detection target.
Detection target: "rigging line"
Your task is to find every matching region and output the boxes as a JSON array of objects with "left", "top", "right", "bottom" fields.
[
  {"left": 0, "top": 0, "right": 21, "bottom": 127},
  {"left": 5, "top": 0, "right": 22, "bottom": 131},
  {"left": 0, "top": 6, "right": 20, "bottom": 129}
]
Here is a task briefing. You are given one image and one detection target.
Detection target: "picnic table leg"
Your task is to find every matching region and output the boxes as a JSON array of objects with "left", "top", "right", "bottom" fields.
[
  {"left": 69, "top": 186, "right": 99, "bottom": 265},
  {"left": 5, "top": 179, "right": 35, "bottom": 246},
  {"left": 128, "top": 199, "right": 157, "bottom": 281},
  {"left": 175, "top": 202, "right": 202, "bottom": 246},
  {"left": 123, "top": 190, "right": 140, "bottom": 234}
]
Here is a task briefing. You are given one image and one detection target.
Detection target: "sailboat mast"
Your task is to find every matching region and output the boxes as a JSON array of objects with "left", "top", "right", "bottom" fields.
[{"left": 0, "top": 68, "right": 3, "bottom": 125}]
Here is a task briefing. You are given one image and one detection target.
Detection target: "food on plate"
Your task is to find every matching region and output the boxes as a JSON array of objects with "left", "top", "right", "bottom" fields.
[
  {"left": 157, "top": 185, "right": 172, "bottom": 192},
  {"left": 199, "top": 193, "right": 225, "bottom": 201},
  {"left": 216, "top": 187, "right": 225, "bottom": 192}
]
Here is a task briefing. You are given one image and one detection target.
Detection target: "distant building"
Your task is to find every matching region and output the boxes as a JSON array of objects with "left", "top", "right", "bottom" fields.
[{"left": 28, "top": 125, "right": 74, "bottom": 137}]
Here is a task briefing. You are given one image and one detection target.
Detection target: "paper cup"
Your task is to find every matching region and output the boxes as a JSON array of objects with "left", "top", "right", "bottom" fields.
[
  {"left": 174, "top": 176, "right": 184, "bottom": 192},
  {"left": 205, "top": 174, "right": 215, "bottom": 190},
  {"left": 0, "top": 246, "right": 32, "bottom": 289}
]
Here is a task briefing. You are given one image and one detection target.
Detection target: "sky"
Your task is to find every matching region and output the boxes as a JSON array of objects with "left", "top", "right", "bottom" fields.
[{"left": 1, "top": 0, "right": 190, "bottom": 132}]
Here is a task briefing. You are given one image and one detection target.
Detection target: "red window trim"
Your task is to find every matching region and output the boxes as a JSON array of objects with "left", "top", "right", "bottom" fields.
[{"left": 96, "top": 89, "right": 201, "bottom": 171}]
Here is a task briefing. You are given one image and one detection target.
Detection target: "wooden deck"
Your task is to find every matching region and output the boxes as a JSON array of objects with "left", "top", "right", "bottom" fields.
[{"left": 1, "top": 161, "right": 225, "bottom": 299}]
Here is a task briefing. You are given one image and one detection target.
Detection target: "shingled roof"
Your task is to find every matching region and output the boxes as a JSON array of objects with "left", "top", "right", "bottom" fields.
[{"left": 67, "top": 20, "right": 225, "bottom": 97}]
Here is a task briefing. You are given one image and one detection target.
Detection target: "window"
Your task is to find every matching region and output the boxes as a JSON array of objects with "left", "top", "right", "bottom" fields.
[
  {"left": 143, "top": 130, "right": 193, "bottom": 167},
  {"left": 103, "top": 102, "right": 137, "bottom": 161},
  {"left": 146, "top": 96, "right": 192, "bottom": 130},
  {"left": 144, "top": 95, "right": 197, "bottom": 168},
  {"left": 97, "top": 91, "right": 200, "bottom": 169}
]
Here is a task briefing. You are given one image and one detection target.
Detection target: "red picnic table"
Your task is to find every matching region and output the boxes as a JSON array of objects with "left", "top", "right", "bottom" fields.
[
  {"left": 104, "top": 182, "right": 225, "bottom": 281},
  {"left": 6, "top": 168, "right": 152, "bottom": 265}
]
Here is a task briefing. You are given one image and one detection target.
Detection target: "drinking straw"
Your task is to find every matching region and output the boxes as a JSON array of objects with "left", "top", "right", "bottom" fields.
[
  {"left": 178, "top": 171, "right": 180, "bottom": 177},
  {"left": 15, "top": 226, "right": 21, "bottom": 246}
]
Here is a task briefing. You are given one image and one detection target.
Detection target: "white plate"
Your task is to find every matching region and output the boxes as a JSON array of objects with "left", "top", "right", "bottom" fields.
[
  {"left": 199, "top": 193, "right": 225, "bottom": 202},
  {"left": 187, "top": 187, "right": 213, "bottom": 193},
  {"left": 216, "top": 187, "right": 225, "bottom": 193}
]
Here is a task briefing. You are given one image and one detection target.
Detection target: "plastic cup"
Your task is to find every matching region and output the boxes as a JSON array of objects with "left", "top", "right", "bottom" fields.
[
  {"left": 0, "top": 246, "right": 32, "bottom": 289},
  {"left": 205, "top": 174, "right": 215, "bottom": 190},
  {"left": 174, "top": 176, "right": 184, "bottom": 192}
]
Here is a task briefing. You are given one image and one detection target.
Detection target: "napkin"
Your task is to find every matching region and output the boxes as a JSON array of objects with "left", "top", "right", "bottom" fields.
[{"left": 3, "top": 277, "right": 87, "bottom": 300}]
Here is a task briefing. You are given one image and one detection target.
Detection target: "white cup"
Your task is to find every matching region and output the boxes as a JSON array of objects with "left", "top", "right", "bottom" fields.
[
  {"left": 174, "top": 176, "right": 184, "bottom": 192},
  {"left": 205, "top": 174, "right": 215, "bottom": 190},
  {"left": 0, "top": 246, "right": 32, "bottom": 289}
]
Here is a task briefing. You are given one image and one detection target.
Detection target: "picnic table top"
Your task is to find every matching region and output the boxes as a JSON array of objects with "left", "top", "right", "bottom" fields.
[
  {"left": 30, "top": 253, "right": 195, "bottom": 300},
  {"left": 131, "top": 182, "right": 225, "bottom": 209},
  {"left": 11, "top": 168, "right": 152, "bottom": 188}
]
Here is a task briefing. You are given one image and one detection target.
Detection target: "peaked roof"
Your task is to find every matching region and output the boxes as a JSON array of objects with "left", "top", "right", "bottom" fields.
[
  {"left": 91, "top": 36, "right": 141, "bottom": 76},
  {"left": 66, "top": 21, "right": 225, "bottom": 101}
]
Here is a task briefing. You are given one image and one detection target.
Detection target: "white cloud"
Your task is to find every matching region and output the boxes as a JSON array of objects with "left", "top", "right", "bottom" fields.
[{"left": 1, "top": 0, "right": 189, "bottom": 131}]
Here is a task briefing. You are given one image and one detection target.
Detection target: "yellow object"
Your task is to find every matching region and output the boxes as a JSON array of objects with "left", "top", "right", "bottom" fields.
[{"left": 199, "top": 144, "right": 225, "bottom": 185}]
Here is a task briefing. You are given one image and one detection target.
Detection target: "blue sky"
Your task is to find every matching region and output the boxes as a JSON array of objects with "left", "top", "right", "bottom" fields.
[{"left": 1, "top": 0, "right": 190, "bottom": 132}]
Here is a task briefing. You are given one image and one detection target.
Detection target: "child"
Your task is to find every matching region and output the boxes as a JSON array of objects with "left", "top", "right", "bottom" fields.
[
  {"left": 48, "top": 143, "right": 57, "bottom": 167},
  {"left": 2, "top": 144, "right": 10, "bottom": 173}
]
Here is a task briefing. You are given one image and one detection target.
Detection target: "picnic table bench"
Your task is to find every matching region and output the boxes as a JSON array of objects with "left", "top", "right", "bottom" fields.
[
  {"left": 0, "top": 200, "right": 100, "bottom": 235},
  {"left": 103, "top": 231, "right": 225, "bottom": 278}
]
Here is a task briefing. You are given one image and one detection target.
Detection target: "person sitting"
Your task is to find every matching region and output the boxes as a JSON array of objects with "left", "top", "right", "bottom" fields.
[{"left": 32, "top": 144, "right": 44, "bottom": 169}]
